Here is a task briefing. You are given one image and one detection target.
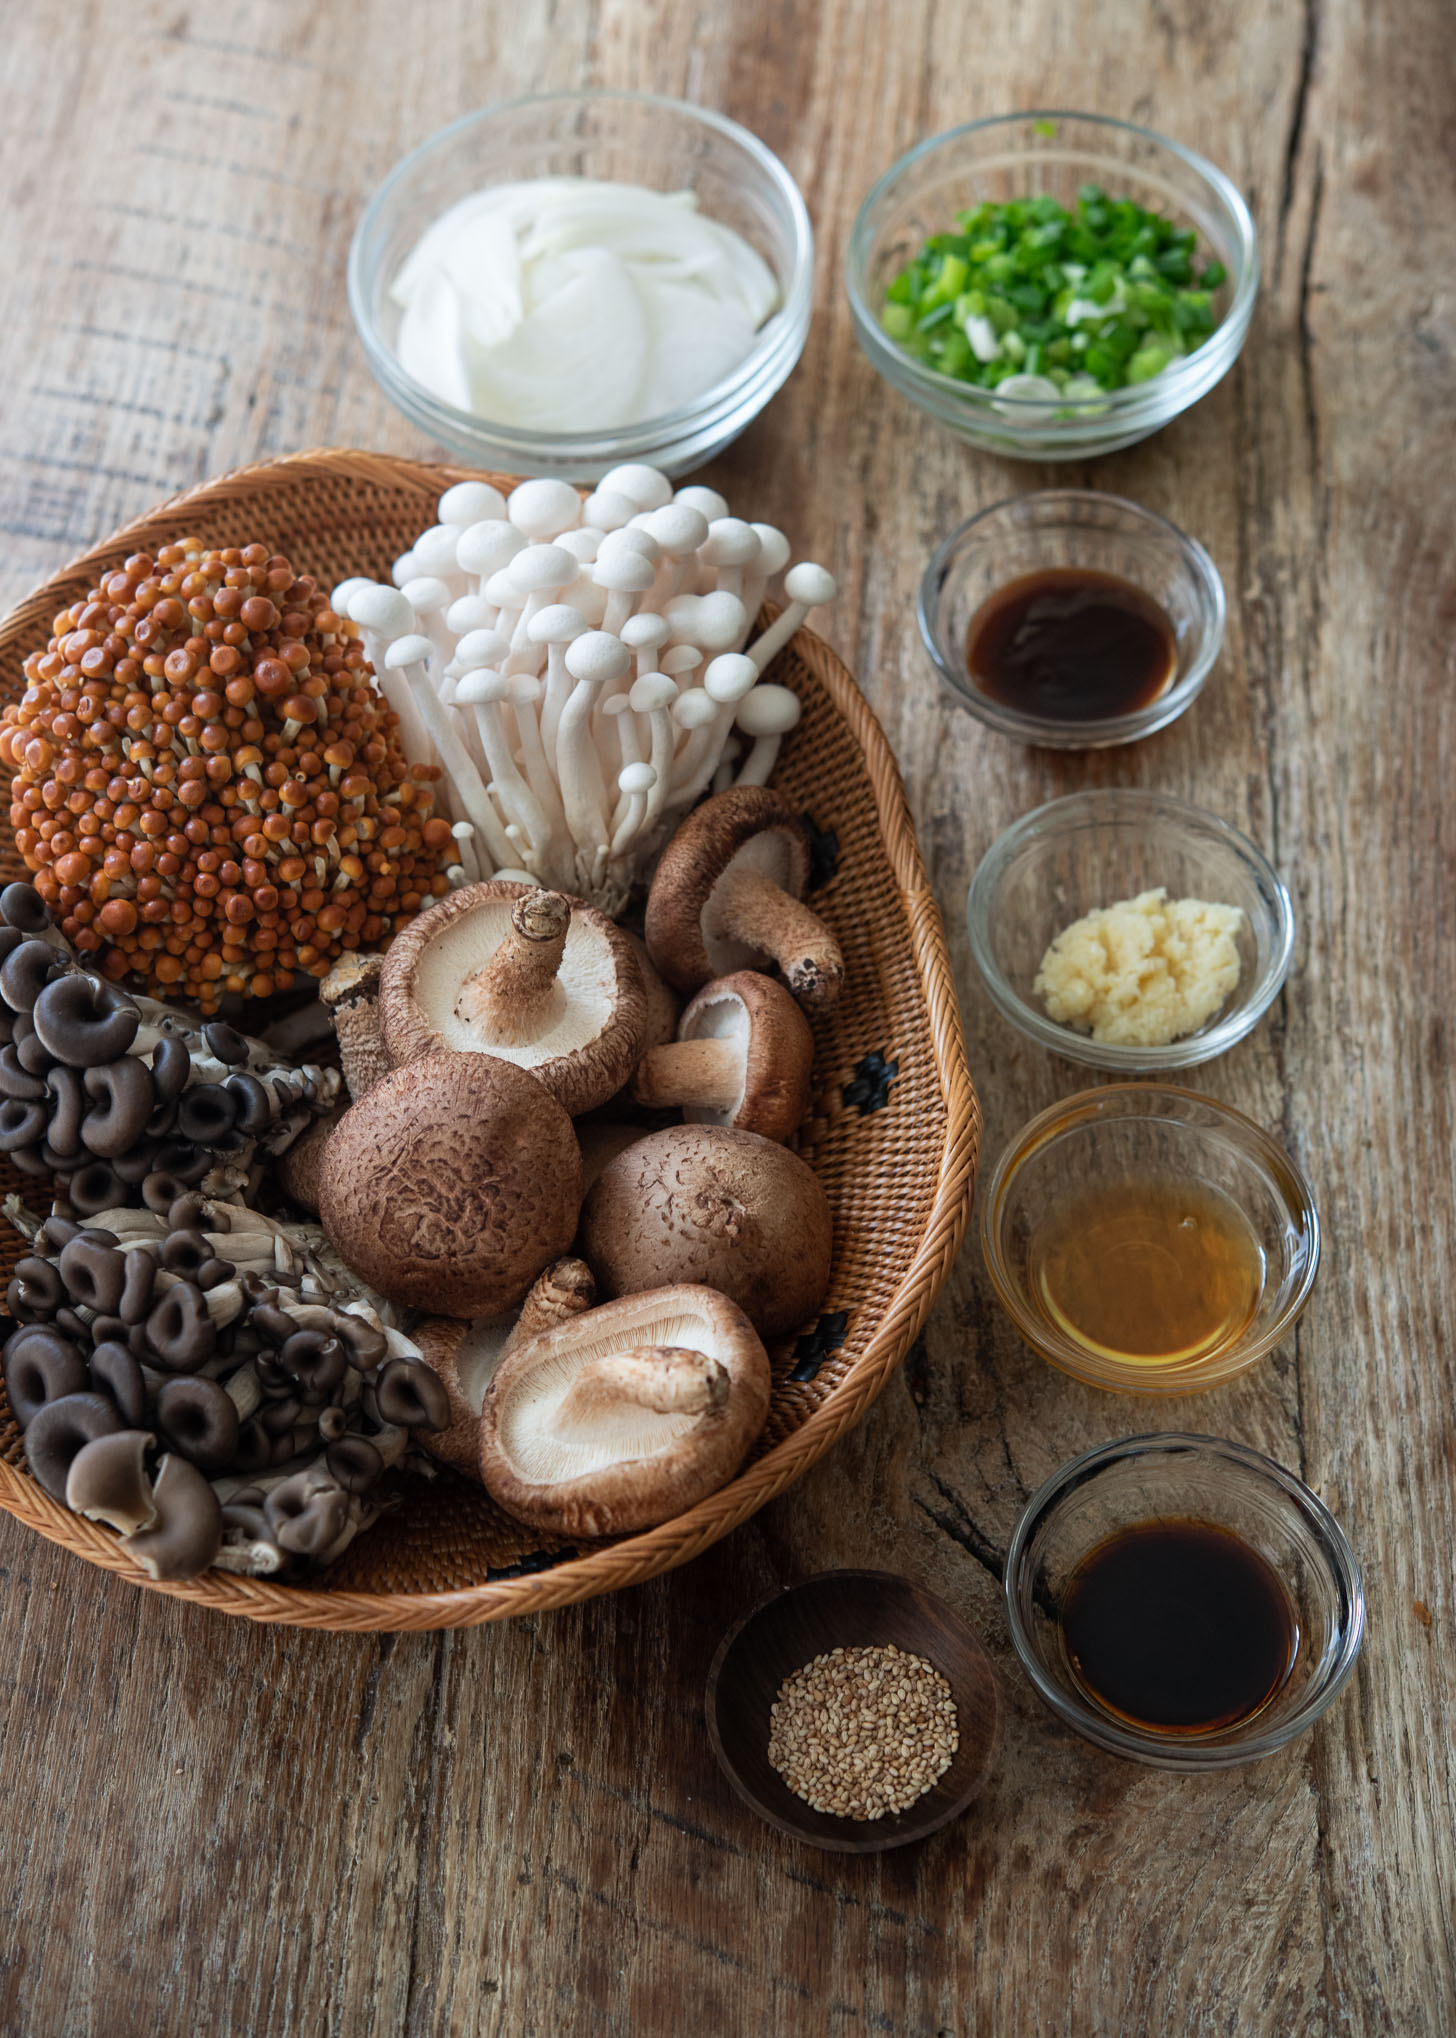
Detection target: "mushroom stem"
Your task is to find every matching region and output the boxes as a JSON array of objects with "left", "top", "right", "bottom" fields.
[
  {"left": 454, "top": 891, "right": 570, "bottom": 1046},
  {"left": 320, "top": 954, "right": 388, "bottom": 1102},
  {"left": 509, "top": 1257, "right": 596, "bottom": 1351},
  {"left": 556, "top": 1346, "right": 729, "bottom": 1425},
  {"left": 706, "top": 867, "right": 845, "bottom": 1011},
  {"left": 630, "top": 1039, "right": 743, "bottom": 1115}
]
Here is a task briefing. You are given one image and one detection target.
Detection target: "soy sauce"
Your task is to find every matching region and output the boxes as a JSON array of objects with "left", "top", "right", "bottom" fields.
[
  {"left": 1060, "top": 1518, "right": 1297, "bottom": 1733},
  {"left": 965, "top": 567, "right": 1177, "bottom": 721}
]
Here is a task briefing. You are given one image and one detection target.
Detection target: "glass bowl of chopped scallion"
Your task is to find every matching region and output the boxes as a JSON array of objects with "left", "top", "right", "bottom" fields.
[{"left": 847, "top": 113, "right": 1257, "bottom": 459}]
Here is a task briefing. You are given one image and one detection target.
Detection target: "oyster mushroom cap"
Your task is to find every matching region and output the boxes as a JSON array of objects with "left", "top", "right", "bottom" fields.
[
  {"left": 581, "top": 1124, "right": 833, "bottom": 1338},
  {"left": 119, "top": 1452, "right": 223, "bottom": 1580},
  {"left": 65, "top": 1428, "right": 157, "bottom": 1534},
  {"left": 414, "top": 1256, "right": 596, "bottom": 1478},
  {"left": 629, "top": 970, "right": 813, "bottom": 1144},
  {"left": 317, "top": 1052, "right": 582, "bottom": 1317},
  {"left": 379, "top": 880, "right": 647, "bottom": 1116},
  {"left": 643, "top": 787, "right": 843, "bottom": 1011},
  {"left": 480, "top": 1284, "right": 770, "bottom": 1538}
]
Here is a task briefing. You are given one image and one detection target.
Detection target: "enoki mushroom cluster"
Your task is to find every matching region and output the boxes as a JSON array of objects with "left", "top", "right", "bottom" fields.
[
  {"left": 3, "top": 1190, "right": 450, "bottom": 1580},
  {"left": 0, "top": 540, "right": 452, "bottom": 1013},
  {"left": 334, "top": 465, "right": 837, "bottom": 914}
]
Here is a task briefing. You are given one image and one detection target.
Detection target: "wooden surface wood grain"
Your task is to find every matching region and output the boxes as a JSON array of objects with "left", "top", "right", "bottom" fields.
[{"left": 0, "top": 1, "right": 1452, "bottom": 2033}]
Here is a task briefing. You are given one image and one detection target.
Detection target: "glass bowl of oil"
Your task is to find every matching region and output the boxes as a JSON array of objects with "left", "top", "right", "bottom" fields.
[
  {"left": 966, "top": 788, "right": 1295, "bottom": 1072},
  {"left": 980, "top": 1083, "right": 1320, "bottom": 1393},
  {"left": 1004, "top": 1433, "right": 1364, "bottom": 1768}
]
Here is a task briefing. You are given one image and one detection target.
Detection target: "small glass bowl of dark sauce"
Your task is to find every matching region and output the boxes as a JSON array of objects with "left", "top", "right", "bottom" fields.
[
  {"left": 918, "top": 490, "right": 1225, "bottom": 747},
  {"left": 1005, "top": 1434, "right": 1364, "bottom": 1768}
]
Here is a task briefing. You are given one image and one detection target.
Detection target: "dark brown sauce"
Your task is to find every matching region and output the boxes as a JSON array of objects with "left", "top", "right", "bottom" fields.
[
  {"left": 1060, "top": 1518, "right": 1297, "bottom": 1734},
  {"left": 965, "top": 567, "right": 1177, "bottom": 721}
]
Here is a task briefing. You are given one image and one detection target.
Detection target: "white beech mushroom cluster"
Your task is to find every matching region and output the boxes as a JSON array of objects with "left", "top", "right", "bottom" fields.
[{"left": 332, "top": 464, "right": 837, "bottom": 914}]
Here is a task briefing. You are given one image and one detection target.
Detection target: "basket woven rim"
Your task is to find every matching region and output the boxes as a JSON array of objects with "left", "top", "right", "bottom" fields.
[{"left": 0, "top": 448, "right": 979, "bottom": 1630}]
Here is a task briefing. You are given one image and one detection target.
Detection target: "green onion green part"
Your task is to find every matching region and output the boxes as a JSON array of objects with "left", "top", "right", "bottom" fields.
[{"left": 879, "top": 186, "right": 1227, "bottom": 402}]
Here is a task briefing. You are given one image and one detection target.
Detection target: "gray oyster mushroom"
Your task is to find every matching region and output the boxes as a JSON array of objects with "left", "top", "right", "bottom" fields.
[
  {"left": 3, "top": 1190, "right": 447, "bottom": 1582},
  {"left": 0, "top": 883, "right": 342, "bottom": 1209}
]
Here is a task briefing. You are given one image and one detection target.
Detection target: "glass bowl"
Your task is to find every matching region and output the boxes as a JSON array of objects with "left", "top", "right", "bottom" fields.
[
  {"left": 847, "top": 112, "right": 1258, "bottom": 460},
  {"left": 348, "top": 91, "right": 814, "bottom": 480},
  {"left": 919, "top": 492, "right": 1225, "bottom": 747},
  {"left": 966, "top": 789, "right": 1293, "bottom": 1070},
  {"left": 1004, "top": 1434, "right": 1364, "bottom": 1768},
  {"left": 980, "top": 1084, "right": 1320, "bottom": 1394}
]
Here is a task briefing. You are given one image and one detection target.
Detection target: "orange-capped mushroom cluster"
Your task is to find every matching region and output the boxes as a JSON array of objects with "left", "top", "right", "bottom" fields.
[{"left": 0, "top": 539, "right": 452, "bottom": 1012}]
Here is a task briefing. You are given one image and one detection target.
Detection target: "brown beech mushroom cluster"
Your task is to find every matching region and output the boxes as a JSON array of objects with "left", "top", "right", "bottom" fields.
[
  {"left": 0, "top": 538, "right": 449, "bottom": 1012},
  {"left": 479, "top": 1286, "right": 770, "bottom": 1537},
  {"left": 581, "top": 1125, "right": 833, "bottom": 1338},
  {"left": 3, "top": 1191, "right": 447, "bottom": 1579},
  {"left": 644, "top": 787, "right": 843, "bottom": 1013},
  {"left": 317, "top": 1052, "right": 582, "bottom": 1315},
  {"left": 379, "top": 881, "right": 647, "bottom": 1114},
  {"left": 630, "top": 971, "right": 813, "bottom": 1142},
  {"left": 0, "top": 881, "right": 340, "bottom": 1212}
]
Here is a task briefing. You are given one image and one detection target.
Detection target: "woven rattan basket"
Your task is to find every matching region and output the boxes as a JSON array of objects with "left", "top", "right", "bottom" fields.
[{"left": 0, "top": 449, "right": 978, "bottom": 1630}]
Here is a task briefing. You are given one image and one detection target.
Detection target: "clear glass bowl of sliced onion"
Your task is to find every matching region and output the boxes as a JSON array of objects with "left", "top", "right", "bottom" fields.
[{"left": 349, "top": 91, "right": 814, "bottom": 481}]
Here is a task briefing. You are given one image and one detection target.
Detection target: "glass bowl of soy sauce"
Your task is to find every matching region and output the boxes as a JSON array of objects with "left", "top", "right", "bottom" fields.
[
  {"left": 1004, "top": 1434, "right": 1365, "bottom": 1769},
  {"left": 918, "top": 490, "right": 1225, "bottom": 746}
]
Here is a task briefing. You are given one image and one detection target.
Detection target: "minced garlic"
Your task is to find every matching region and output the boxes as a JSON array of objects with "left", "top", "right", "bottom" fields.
[{"left": 1034, "top": 887, "right": 1244, "bottom": 1047}]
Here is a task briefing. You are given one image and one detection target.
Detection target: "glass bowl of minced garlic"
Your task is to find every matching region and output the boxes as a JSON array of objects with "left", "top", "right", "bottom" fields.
[{"left": 967, "top": 788, "right": 1294, "bottom": 1071}]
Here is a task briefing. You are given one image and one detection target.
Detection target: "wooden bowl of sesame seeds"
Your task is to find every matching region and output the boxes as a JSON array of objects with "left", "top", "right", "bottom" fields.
[{"left": 705, "top": 1569, "right": 1003, "bottom": 1852}]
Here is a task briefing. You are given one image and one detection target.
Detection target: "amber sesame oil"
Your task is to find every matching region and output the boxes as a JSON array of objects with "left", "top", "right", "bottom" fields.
[{"left": 1026, "top": 1177, "right": 1264, "bottom": 1366}]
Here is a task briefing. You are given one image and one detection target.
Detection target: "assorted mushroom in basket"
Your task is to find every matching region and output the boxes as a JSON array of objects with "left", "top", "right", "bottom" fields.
[{"left": 2, "top": 464, "right": 851, "bottom": 1588}]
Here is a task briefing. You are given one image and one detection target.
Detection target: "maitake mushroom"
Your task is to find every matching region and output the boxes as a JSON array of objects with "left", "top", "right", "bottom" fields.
[
  {"left": 629, "top": 971, "right": 813, "bottom": 1143},
  {"left": 479, "top": 1285, "right": 770, "bottom": 1537},
  {"left": 317, "top": 1051, "right": 582, "bottom": 1316},
  {"left": 580, "top": 1124, "right": 833, "bottom": 1338},
  {"left": 413, "top": 1256, "right": 596, "bottom": 1477},
  {"left": 643, "top": 787, "right": 843, "bottom": 1012},
  {"left": 378, "top": 881, "right": 646, "bottom": 1116}
]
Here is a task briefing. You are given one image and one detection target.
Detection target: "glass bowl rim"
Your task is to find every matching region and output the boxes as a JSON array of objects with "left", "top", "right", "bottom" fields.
[
  {"left": 1002, "top": 1429, "right": 1366, "bottom": 1765},
  {"left": 917, "top": 489, "right": 1228, "bottom": 747},
  {"left": 965, "top": 786, "right": 1294, "bottom": 1068},
  {"left": 347, "top": 87, "right": 815, "bottom": 455},
  {"left": 978, "top": 1079, "right": 1322, "bottom": 1390},
  {"left": 846, "top": 108, "right": 1260, "bottom": 419}
]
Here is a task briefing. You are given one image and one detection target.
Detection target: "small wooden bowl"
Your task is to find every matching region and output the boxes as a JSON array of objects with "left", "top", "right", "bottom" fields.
[{"left": 705, "top": 1569, "right": 1003, "bottom": 1853}]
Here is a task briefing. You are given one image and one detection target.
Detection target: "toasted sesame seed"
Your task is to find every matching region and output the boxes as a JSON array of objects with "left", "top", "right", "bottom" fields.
[{"left": 767, "top": 1644, "right": 959, "bottom": 1820}]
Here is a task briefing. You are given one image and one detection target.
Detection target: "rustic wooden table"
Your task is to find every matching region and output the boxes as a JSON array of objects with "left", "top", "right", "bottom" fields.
[{"left": 1, "top": 2, "right": 1452, "bottom": 2032}]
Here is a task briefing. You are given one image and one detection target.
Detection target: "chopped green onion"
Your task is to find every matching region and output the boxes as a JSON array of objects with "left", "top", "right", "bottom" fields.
[{"left": 880, "top": 187, "right": 1227, "bottom": 397}]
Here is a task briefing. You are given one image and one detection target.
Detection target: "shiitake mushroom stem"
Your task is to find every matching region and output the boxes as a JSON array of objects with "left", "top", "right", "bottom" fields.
[{"left": 455, "top": 890, "right": 571, "bottom": 1046}]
